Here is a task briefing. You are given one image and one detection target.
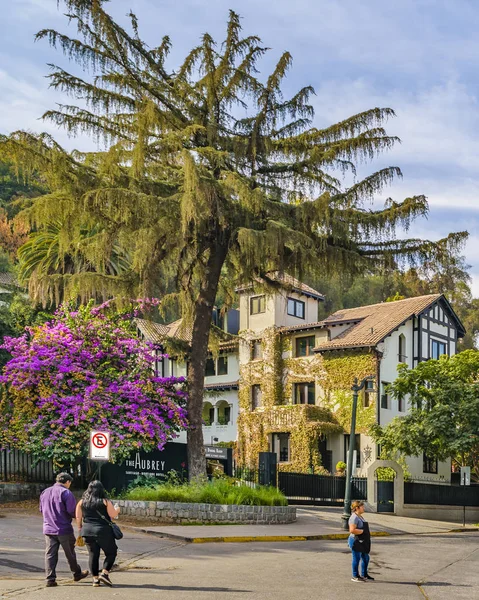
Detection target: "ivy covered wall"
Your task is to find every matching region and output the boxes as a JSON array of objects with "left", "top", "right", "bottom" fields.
[{"left": 237, "top": 327, "right": 378, "bottom": 472}]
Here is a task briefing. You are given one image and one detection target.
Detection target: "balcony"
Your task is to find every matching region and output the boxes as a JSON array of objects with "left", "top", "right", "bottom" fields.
[{"left": 249, "top": 404, "right": 342, "bottom": 432}]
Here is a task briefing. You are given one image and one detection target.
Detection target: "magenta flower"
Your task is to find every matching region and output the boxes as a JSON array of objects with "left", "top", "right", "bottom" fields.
[{"left": 0, "top": 301, "right": 188, "bottom": 464}]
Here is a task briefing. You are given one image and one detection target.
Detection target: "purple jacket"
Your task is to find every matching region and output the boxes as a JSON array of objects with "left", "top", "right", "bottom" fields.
[{"left": 39, "top": 483, "right": 76, "bottom": 535}]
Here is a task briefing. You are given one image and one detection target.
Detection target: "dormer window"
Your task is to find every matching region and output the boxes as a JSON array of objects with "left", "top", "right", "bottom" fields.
[
  {"left": 287, "top": 297, "right": 305, "bottom": 319},
  {"left": 250, "top": 295, "right": 266, "bottom": 315}
]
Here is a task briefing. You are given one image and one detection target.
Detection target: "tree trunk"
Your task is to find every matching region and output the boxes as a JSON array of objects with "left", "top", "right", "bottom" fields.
[{"left": 186, "top": 239, "right": 229, "bottom": 480}]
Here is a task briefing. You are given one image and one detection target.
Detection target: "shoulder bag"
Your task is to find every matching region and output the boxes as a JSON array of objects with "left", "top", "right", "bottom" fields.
[{"left": 96, "top": 509, "right": 123, "bottom": 540}]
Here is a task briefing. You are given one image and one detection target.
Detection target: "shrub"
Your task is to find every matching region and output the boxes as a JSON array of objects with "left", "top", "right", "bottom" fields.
[{"left": 121, "top": 478, "right": 288, "bottom": 506}]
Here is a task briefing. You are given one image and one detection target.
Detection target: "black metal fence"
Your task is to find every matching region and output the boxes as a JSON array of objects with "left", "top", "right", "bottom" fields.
[
  {"left": 404, "top": 481, "right": 479, "bottom": 507},
  {"left": 232, "top": 466, "right": 260, "bottom": 484},
  {"left": 278, "top": 471, "right": 367, "bottom": 505},
  {"left": 0, "top": 448, "right": 54, "bottom": 484}
]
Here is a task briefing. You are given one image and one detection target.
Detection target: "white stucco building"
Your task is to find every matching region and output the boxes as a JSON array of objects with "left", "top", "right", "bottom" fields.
[{"left": 137, "top": 275, "right": 465, "bottom": 481}]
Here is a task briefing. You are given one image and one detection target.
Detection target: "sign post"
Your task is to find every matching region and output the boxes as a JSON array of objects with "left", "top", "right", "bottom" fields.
[
  {"left": 89, "top": 431, "right": 111, "bottom": 483},
  {"left": 460, "top": 466, "right": 471, "bottom": 527}
]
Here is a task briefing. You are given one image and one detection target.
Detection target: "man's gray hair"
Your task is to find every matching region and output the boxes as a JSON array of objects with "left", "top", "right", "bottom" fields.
[{"left": 56, "top": 472, "right": 73, "bottom": 484}]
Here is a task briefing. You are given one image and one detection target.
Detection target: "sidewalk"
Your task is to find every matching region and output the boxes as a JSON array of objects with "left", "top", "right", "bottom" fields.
[{"left": 130, "top": 505, "right": 479, "bottom": 543}]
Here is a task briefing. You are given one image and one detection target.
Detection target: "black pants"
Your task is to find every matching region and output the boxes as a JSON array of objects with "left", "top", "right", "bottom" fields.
[
  {"left": 45, "top": 533, "right": 82, "bottom": 582},
  {"left": 84, "top": 533, "right": 118, "bottom": 576}
]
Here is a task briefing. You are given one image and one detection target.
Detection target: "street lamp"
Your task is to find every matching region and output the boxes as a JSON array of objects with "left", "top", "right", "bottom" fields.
[{"left": 341, "top": 375, "right": 376, "bottom": 530}]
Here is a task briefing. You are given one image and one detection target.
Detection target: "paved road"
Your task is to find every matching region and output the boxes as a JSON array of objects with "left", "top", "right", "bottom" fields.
[{"left": 0, "top": 509, "right": 477, "bottom": 599}]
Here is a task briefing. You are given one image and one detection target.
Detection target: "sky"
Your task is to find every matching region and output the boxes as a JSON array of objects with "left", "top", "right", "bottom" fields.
[{"left": 2, "top": 0, "right": 479, "bottom": 292}]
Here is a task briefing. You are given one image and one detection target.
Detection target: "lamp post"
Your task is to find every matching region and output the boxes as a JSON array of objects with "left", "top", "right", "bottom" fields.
[{"left": 341, "top": 375, "right": 375, "bottom": 530}]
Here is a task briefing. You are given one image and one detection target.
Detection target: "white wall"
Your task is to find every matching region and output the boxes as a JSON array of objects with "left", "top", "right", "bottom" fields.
[
  {"left": 204, "top": 353, "right": 239, "bottom": 384},
  {"left": 378, "top": 318, "right": 452, "bottom": 482},
  {"left": 239, "top": 293, "right": 276, "bottom": 332},
  {"left": 174, "top": 389, "right": 239, "bottom": 444},
  {"left": 379, "top": 320, "right": 413, "bottom": 428},
  {"left": 239, "top": 290, "right": 321, "bottom": 332},
  {"left": 274, "top": 291, "right": 320, "bottom": 328}
]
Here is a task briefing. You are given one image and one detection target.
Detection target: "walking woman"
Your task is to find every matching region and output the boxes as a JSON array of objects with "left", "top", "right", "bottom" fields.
[
  {"left": 76, "top": 481, "right": 121, "bottom": 587},
  {"left": 348, "top": 500, "right": 374, "bottom": 582}
]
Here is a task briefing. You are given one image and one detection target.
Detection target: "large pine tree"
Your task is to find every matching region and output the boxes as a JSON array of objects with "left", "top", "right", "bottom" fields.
[{"left": 0, "top": 0, "right": 466, "bottom": 478}]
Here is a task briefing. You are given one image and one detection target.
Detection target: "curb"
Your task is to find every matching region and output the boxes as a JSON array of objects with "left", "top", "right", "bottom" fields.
[
  {"left": 129, "top": 528, "right": 392, "bottom": 544},
  {"left": 129, "top": 526, "right": 479, "bottom": 544}
]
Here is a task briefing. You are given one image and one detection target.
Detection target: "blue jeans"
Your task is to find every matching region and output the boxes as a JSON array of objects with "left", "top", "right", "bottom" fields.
[{"left": 348, "top": 536, "right": 370, "bottom": 577}]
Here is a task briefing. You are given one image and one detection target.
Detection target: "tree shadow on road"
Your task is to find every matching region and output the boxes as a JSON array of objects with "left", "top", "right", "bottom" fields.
[
  {"left": 0, "top": 558, "right": 43, "bottom": 573},
  {"left": 375, "top": 580, "right": 471, "bottom": 589},
  {"left": 421, "top": 582, "right": 471, "bottom": 588},
  {"left": 81, "top": 584, "right": 250, "bottom": 593}
]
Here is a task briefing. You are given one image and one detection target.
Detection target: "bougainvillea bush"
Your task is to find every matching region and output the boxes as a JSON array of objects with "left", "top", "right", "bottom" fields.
[{"left": 0, "top": 303, "right": 188, "bottom": 466}]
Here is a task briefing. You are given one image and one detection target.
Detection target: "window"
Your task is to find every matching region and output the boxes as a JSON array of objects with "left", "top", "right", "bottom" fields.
[
  {"left": 381, "top": 382, "right": 390, "bottom": 409},
  {"left": 217, "top": 356, "right": 228, "bottom": 375},
  {"left": 205, "top": 356, "right": 228, "bottom": 377},
  {"left": 423, "top": 453, "right": 438, "bottom": 474},
  {"left": 363, "top": 391, "right": 372, "bottom": 408},
  {"left": 287, "top": 297, "right": 305, "bottom": 319},
  {"left": 398, "top": 397, "right": 405, "bottom": 412},
  {"left": 251, "top": 340, "right": 263, "bottom": 360},
  {"left": 205, "top": 358, "right": 216, "bottom": 377},
  {"left": 155, "top": 355, "right": 164, "bottom": 377},
  {"left": 224, "top": 406, "right": 231, "bottom": 424},
  {"left": 344, "top": 434, "right": 361, "bottom": 468},
  {"left": 169, "top": 359, "right": 176, "bottom": 377},
  {"left": 250, "top": 295, "right": 266, "bottom": 315},
  {"left": 294, "top": 382, "right": 315, "bottom": 405},
  {"left": 398, "top": 334, "right": 407, "bottom": 363},
  {"left": 295, "top": 335, "right": 315, "bottom": 357},
  {"left": 272, "top": 433, "right": 290, "bottom": 462},
  {"left": 251, "top": 385, "right": 262, "bottom": 409},
  {"left": 431, "top": 339, "right": 447, "bottom": 360}
]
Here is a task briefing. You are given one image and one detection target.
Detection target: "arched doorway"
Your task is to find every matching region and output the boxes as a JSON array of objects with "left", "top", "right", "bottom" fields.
[
  {"left": 216, "top": 400, "right": 231, "bottom": 425},
  {"left": 367, "top": 460, "right": 404, "bottom": 515},
  {"left": 202, "top": 402, "right": 214, "bottom": 426}
]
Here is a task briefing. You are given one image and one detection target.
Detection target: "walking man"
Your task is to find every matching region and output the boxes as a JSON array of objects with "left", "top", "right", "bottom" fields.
[{"left": 40, "top": 472, "right": 89, "bottom": 587}]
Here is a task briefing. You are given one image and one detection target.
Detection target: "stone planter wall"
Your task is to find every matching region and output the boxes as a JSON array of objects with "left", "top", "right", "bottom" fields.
[
  {"left": 0, "top": 482, "right": 49, "bottom": 503},
  {"left": 115, "top": 499, "right": 296, "bottom": 524}
]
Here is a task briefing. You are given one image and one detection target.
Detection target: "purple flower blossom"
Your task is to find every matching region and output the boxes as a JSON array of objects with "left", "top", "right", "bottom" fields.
[{"left": 0, "top": 301, "right": 188, "bottom": 464}]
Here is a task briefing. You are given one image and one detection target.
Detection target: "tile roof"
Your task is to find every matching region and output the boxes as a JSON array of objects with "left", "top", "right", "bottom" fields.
[
  {"left": 136, "top": 318, "right": 192, "bottom": 343},
  {"left": 317, "top": 294, "right": 443, "bottom": 351},
  {"left": 204, "top": 381, "right": 239, "bottom": 390},
  {"left": 236, "top": 272, "right": 324, "bottom": 300},
  {"left": 135, "top": 318, "right": 238, "bottom": 349},
  {"left": 279, "top": 321, "right": 326, "bottom": 333}
]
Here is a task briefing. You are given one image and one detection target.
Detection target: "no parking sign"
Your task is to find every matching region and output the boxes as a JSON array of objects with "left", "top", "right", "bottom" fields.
[{"left": 89, "top": 431, "right": 110, "bottom": 461}]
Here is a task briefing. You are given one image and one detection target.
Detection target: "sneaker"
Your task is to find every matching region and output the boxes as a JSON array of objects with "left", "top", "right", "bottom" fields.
[
  {"left": 45, "top": 581, "right": 57, "bottom": 587},
  {"left": 351, "top": 576, "right": 366, "bottom": 582},
  {"left": 363, "top": 574, "right": 375, "bottom": 581},
  {"left": 99, "top": 573, "right": 113, "bottom": 587},
  {"left": 92, "top": 579, "right": 100, "bottom": 588},
  {"left": 74, "top": 569, "right": 89, "bottom": 582}
]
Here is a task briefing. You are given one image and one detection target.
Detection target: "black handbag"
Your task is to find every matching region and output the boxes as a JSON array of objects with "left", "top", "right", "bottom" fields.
[{"left": 96, "top": 509, "right": 124, "bottom": 540}]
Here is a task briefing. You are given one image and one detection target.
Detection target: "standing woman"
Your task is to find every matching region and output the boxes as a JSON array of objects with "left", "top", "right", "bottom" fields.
[
  {"left": 76, "top": 481, "right": 120, "bottom": 588},
  {"left": 348, "top": 500, "right": 374, "bottom": 582}
]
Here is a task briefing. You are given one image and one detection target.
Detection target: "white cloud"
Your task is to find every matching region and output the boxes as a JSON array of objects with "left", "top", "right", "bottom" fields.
[{"left": 2, "top": 0, "right": 479, "bottom": 293}]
